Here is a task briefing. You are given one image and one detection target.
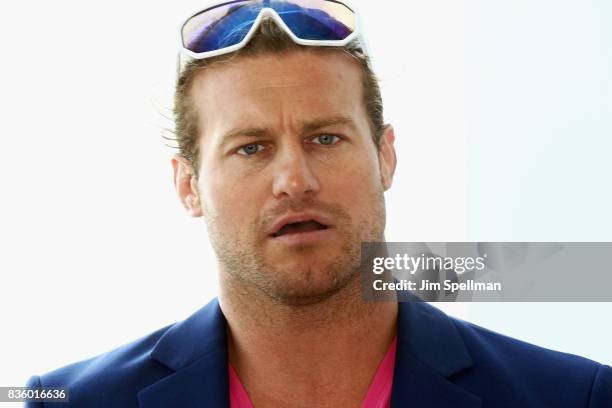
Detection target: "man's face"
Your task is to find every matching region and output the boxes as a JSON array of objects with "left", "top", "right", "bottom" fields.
[{"left": 175, "top": 50, "right": 396, "bottom": 304}]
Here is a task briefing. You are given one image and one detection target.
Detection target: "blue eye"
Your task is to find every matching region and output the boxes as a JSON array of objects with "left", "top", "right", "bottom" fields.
[
  {"left": 313, "top": 134, "right": 340, "bottom": 145},
  {"left": 237, "top": 143, "right": 263, "bottom": 155}
]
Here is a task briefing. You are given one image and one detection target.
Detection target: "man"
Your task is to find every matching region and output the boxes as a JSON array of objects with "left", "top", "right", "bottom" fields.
[{"left": 26, "top": 1, "right": 611, "bottom": 407}]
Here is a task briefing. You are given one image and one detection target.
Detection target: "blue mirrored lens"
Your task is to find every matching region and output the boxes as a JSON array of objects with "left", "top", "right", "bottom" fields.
[
  {"left": 182, "top": 0, "right": 355, "bottom": 54},
  {"left": 269, "top": 0, "right": 353, "bottom": 41},
  {"left": 183, "top": 1, "right": 262, "bottom": 53}
]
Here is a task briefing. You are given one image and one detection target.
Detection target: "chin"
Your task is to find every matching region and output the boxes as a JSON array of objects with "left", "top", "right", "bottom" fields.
[{"left": 260, "top": 263, "right": 358, "bottom": 306}]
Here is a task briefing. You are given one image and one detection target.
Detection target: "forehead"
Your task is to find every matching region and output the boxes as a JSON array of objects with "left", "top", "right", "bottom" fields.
[{"left": 189, "top": 50, "right": 367, "bottom": 138}]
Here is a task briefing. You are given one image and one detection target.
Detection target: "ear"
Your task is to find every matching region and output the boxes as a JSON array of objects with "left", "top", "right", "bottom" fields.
[
  {"left": 172, "top": 155, "right": 203, "bottom": 217},
  {"left": 378, "top": 125, "right": 397, "bottom": 191}
]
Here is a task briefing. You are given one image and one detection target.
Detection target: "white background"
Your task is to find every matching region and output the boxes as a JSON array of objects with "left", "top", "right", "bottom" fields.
[{"left": 1, "top": 0, "right": 611, "bottom": 396}]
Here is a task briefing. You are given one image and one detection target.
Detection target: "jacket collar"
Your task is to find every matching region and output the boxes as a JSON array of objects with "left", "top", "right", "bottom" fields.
[
  {"left": 138, "top": 297, "right": 481, "bottom": 407},
  {"left": 137, "top": 299, "right": 229, "bottom": 408},
  {"left": 150, "top": 299, "right": 227, "bottom": 371},
  {"left": 392, "top": 299, "right": 481, "bottom": 407}
]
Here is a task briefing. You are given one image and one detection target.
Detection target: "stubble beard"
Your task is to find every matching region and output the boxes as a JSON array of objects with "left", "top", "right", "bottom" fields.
[{"left": 206, "top": 189, "right": 386, "bottom": 306}]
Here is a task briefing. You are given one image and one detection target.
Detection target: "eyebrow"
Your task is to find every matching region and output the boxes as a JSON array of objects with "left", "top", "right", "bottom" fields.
[
  {"left": 302, "top": 116, "right": 357, "bottom": 133},
  {"left": 219, "top": 115, "right": 357, "bottom": 147}
]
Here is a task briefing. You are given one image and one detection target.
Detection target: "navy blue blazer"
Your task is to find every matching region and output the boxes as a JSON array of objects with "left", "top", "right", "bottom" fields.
[{"left": 26, "top": 298, "right": 612, "bottom": 407}]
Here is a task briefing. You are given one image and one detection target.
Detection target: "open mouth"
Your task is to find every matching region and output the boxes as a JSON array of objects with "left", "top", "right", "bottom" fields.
[{"left": 271, "top": 220, "right": 329, "bottom": 238}]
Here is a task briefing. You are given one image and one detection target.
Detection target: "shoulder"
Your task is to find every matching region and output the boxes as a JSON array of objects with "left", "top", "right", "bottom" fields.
[
  {"left": 397, "top": 300, "right": 611, "bottom": 406},
  {"left": 26, "top": 324, "right": 174, "bottom": 407},
  {"left": 451, "top": 313, "right": 600, "bottom": 373},
  {"left": 26, "top": 298, "right": 226, "bottom": 408},
  {"left": 446, "top": 307, "right": 612, "bottom": 406}
]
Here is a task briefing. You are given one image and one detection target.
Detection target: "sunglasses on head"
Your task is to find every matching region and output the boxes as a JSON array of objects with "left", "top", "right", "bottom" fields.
[{"left": 179, "top": 0, "right": 364, "bottom": 60}]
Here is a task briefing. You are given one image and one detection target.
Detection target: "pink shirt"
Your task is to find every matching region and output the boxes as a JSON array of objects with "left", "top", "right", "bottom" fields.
[{"left": 229, "top": 336, "right": 397, "bottom": 408}]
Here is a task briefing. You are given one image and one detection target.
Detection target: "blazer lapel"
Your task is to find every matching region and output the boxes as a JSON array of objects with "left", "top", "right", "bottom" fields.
[
  {"left": 392, "top": 300, "right": 482, "bottom": 408},
  {"left": 138, "top": 298, "right": 229, "bottom": 408},
  {"left": 137, "top": 297, "right": 481, "bottom": 408}
]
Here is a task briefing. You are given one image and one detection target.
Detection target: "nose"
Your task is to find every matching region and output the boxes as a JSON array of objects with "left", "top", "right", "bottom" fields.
[{"left": 272, "top": 143, "right": 320, "bottom": 199}]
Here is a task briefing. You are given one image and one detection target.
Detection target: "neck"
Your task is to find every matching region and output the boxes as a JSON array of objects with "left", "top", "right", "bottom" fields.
[{"left": 219, "top": 271, "right": 398, "bottom": 407}]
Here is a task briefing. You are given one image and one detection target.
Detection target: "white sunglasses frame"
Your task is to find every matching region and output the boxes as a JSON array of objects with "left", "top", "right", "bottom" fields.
[{"left": 178, "top": 0, "right": 369, "bottom": 61}]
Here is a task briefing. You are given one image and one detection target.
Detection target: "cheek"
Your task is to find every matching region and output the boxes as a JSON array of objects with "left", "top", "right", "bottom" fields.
[
  {"left": 323, "top": 155, "right": 382, "bottom": 214},
  {"left": 202, "top": 167, "right": 264, "bottom": 224}
]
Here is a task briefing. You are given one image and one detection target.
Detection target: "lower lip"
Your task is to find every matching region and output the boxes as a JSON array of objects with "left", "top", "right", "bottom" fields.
[{"left": 269, "top": 228, "right": 335, "bottom": 245}]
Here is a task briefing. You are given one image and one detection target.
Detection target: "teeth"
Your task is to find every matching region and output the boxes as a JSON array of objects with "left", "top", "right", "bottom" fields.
[{"left": 273, "top": 220, "right": 326, "bottom": 237}]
